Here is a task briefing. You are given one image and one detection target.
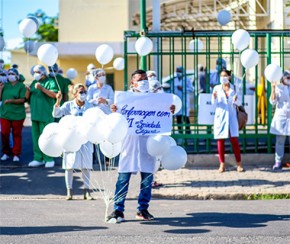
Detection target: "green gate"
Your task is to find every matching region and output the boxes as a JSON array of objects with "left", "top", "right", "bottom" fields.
[{"left": 123, "top": 30, "right": 290, "bottom": 154}]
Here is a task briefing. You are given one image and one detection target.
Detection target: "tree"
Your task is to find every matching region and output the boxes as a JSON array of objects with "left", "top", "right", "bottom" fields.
[{"left": 24, "top": 9, "right": 58, "bottom": 42}]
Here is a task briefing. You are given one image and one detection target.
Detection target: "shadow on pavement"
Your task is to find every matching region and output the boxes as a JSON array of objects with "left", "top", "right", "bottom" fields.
[
  {"left": 0, "top": 225, "right": 107, "bottom": 235},
  {"left": 140, "top": 212, "right": 290, "bottom": 234}
]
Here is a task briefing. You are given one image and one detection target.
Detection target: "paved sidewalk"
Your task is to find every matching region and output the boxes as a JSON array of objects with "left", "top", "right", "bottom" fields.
[{"left": 1, "top": 163, "right": 289, "bottom": 200}]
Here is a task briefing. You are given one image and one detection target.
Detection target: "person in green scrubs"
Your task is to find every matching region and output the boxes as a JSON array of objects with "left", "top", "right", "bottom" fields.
[
  {"left": 0, "top": 68, "right": 26, "bottom": 162},
  {"left": 27, "top": 65, "right": 59, "bottom": 168}
]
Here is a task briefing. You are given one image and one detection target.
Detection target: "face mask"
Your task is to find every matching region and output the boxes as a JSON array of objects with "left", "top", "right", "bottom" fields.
[
  {"left": 136, "top": 80, "right": 149, "bottom": 93},
  {"left": 176, "top": 72, "right": 182, "bottom": 78},
  {"left": 0, "top": 64, "right": 4, "bottom": 69},
  {"left": 220, "top": 76, "right": 229, "bottom": 84},
  {"left": 97, "top": 76, "right": 106, "bottom": 84},
  {"left": 8, "top": 75, "right": 17, "bottom": 82},
  {"left": 285, "top": 79, "right": 290, "bottom": 85},
  {"left": 78, "top": 94, "right": 87, "bottom": 102},
  {"left": 49, "top": 73, "right": 56, "bottom": 78},
  {"left": 148, "top": 76, "right": 157, "bottom": 81},
  {"left": 34, "top": 73, "right": 42, "bottom": 81}
]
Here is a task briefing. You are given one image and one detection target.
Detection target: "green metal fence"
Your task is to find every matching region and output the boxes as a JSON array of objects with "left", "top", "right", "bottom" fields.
[{"left": 123, "top": 30, "right": 290, "bottom": 154}]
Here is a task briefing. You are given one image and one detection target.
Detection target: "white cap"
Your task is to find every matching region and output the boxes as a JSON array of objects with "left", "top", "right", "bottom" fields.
[{"left": 87, "top": 63, "right": 95, "bottom": 72}]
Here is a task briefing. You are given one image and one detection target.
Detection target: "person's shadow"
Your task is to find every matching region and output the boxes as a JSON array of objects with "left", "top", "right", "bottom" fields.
[
  {"left": 0, "top": 225, "right": 107, "bottom": 235},
  {"left": 141, "top": 212, "right": 290, "bottom": 234}
]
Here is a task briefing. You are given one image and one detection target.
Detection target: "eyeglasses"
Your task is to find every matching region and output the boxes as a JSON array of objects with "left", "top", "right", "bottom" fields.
[{"left": 79, "top": 91, "right": 87, "bottom": 94}]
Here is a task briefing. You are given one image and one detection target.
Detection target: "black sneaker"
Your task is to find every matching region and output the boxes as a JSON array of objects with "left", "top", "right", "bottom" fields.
[
  {"left": 106, "top": 210, "right": 125, "bottom": 223},
  {"left": 136, "top": 210, "right": 154, "bottom": 221}
]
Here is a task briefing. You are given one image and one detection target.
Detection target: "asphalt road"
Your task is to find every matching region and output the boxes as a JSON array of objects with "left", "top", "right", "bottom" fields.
[{"left": 1, "top": 199, "right": 289, "bottom": 244}]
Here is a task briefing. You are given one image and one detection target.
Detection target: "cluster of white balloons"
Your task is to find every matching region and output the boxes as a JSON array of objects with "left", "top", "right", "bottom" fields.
[
  {"left": 231, "top": 29, "right": 259, "bottom": 70},
  {"left": 147, "top": 135, "right": 187, "bottom": 171},
  {"left": 39, "top": 107, "right": 129, "bottom": 159},
  {"left": 95, "top": 44, "right": 125, "bottom": 70}
]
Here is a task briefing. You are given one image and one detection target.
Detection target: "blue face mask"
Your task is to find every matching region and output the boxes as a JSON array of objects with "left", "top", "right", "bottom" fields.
[{"left": 176, "top": 72, "right": 182, "bottom": 78}]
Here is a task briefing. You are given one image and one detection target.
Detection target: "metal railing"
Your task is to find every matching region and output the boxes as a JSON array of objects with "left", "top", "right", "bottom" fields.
[{"left": 124, "top": 30, "right": 290, "bottom": 154}]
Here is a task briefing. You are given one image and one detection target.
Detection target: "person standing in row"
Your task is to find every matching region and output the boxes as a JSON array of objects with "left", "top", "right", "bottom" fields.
[
  {"left": 211, "top": 69, "right": 244, "bottom": 173},
  {"left": 0, "top": 68, "right": 26, "bottom": 162},
  {"left": 270, "top": 71, "right": 290, "bottom": 170},
  {"left": 27, "top": 65, "right": 59, "bottom": 168},
  {"left": 53, "top": 84, "right": 94, "bottom": 200}
]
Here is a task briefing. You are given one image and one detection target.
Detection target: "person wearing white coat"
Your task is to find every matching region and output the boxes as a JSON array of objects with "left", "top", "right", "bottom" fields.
[
  {"left": 212, "top": 69, "right": 244, "bottom": 173},
  {"left": 52, "top": 84, "right": 94, "bottom": 200},
  {"left": 173, "top": 66, "right": 194, "bottom": 134},
  {"left": 106, "top": 69, "right": 175, "bottom": 223},
  {"left": 269, "top": 71, "right": 290, "bottom": 170}
]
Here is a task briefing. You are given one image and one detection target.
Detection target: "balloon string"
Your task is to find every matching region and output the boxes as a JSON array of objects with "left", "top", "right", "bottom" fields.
[{"left": 52, "top": 69, "right": 61, "bottom": 92}]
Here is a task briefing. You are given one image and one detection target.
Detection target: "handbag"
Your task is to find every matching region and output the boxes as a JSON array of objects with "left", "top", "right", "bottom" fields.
[{"left": 236, "top": 105, "right": 248, "bottom": 130}]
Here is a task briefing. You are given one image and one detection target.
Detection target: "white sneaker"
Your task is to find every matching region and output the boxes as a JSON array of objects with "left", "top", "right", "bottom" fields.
[
  {"left": 13, "top": 156, "right": 20, "bottom": 162},
  {"left": 45, "top": 161, "right": 55, "bottom": 168},
  {"left": 1, "top": 154, "right": 9, "bottom": 161},
  {"left": 28, "top": 160, "right": 44, "bottom": 167}
]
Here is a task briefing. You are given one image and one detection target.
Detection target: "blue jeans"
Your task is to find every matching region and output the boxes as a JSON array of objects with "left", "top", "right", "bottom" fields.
[{"left": 114, "top": 172, "right": 153, "bottom": 213}]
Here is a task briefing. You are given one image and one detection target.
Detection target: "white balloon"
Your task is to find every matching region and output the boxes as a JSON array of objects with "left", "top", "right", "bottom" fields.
[
  {"left": 103, "top": 113, "right": 128, "bottom": 144},
  {"left": 95, "top": 44, "right": 114, "bottom": 65},
  {"left": 84, "top": 119, "right": 106, "bottom": 144},
  {"left": 146, "top": 135, "right": 171, "bottom": 157},
  {"left": 37, "top": 44, "right": 58, "bottom": 66},
  {"left": 58, "top": 128, "right": 82, "bottom": 152},
  {"left": 135, "top": 36, "right": 153, "bottom": 56},
  {"left": 189, "top": 39, "right": 203, "bottom": 52},
  {"left": 172, "top": 94, "right": 182, "bottom": 115},
  {"left": 154, "top": 158, "right": 161, "bottom": 173},
  {"left": 83, "top": 107, "right": 106, "bottom": 125},
  {"left": 264, "top": 64, "right": 283, "bottom": 82},
  {"left": 75, "top": 116, "right": 88, "bottom": 145},
  {"left": 0, "top": 36, "right": 5, "bottom": 51},
  {"left": 113, "top": 57, "right": 124, "bottom": 70},
  {"left": 100, "top": 140, "right": 122, "bottom": 159},
  {"left": 24, "top": 40, "right": 35, "bottom": 53},
  {"left": 161, "top": 146, "right": 187, "bottom": 170},
  {"left": 240, "top": 49, "right": 259, "bottom": 69},
  {"left": 19, "top": 18, "right": 38, "bottom": 38},
  {"left": 217, "top": 10, "right": 232, "bottom": 26},
  {"left": 232, "top": 29, "right": 250, "bottom": 51},
  {"left": 66, "top": 68, "right": 78, "bottom": 79},
  {"left": 167, "top": 136, "right": 177, "bottom": 146},
  {"left": 38, "top": 122, "right": 63, "bottom": 157},
  {"left": 58, "top": 115, "right": 78, "bottom": 130},
  {"left": 27, "top": 16, "right": 39, "bottom": 29}
]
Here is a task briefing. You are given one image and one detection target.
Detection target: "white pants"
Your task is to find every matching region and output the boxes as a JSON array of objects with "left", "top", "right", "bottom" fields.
[
  {"left": 275, "top": 135, "right": 290, "bottom": 163},
  {"left": 65, "top": 169, "right": 90, "bottom": 189}
]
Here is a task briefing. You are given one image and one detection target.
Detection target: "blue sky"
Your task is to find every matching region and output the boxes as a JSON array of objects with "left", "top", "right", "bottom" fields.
[{"left": 1, "top": 0, "right": 59, "bottom": 49}]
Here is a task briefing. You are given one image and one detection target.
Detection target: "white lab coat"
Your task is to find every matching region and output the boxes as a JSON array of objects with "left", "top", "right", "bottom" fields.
[
  {"left": 87, "top": 83, "right": 114, "bottom": 114},
  {"left": 52, "top": 100, "right": 94, "bottom": 170},
  {"left": 173, "top": 77, "right": 194, "bottom": 116},
  {"left": 269, "top": 84, "right": 290, "bottom": 136},
  {"left": 211, "top": 84, "right": 241, "bottom": 139},
  {"left": 118, "top": 135, "right": 155, "bottom": 174}
]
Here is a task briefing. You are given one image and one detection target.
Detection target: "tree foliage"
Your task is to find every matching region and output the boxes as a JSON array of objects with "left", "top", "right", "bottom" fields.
[{"left": 25, "top": 9, "right": 58, "bottom": 42}]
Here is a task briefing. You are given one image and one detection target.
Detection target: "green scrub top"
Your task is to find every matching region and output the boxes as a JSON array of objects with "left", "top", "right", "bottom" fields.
[
  {"left": 53, "top": 74, "right": 73, "bottom": 104},
  {"left": 30, "top": 76, "right": 59, "bottom": 123},
  {"left": 1, "top": 82, "right": 26, "bottom": 121}
]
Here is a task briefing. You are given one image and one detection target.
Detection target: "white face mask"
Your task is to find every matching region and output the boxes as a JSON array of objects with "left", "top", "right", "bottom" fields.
[
  {"left": 220, "top": 76, "right": 229, "bottom": 84},
  {"left": 148, "top": 76, "right": 157, "bottom": 81},
  {"left": 97, "top": 76, "right": 106, "bottom": 84},
  {"left": 135, "top": 80, "right": 149, "bottom": 93},
  {"left": 78, "top": 93, "right": 87, "bottom": 102},
  {"left": 8, "top": 75, "right": 17, "bottom": 82},
  {"left": 285, "top": 79, "right": 290, "bottom": 85},
  {"left": 34, "top": 73, "right": 42, "bottom": 81}
]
